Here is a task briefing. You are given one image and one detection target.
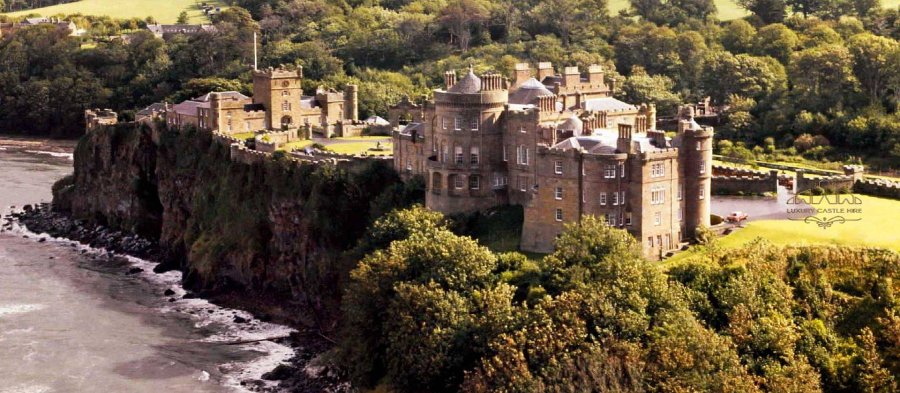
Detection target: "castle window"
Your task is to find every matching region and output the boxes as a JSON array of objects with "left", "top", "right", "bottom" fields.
[
  {"left": 282, "top": 91, "right": 289, "bottom": 96},
  {"left": 600, "top": 192, "right": 607, "bottom": 205},
  {"left": 612, "top": 192, "right": 618, "bottom": 205},
  {"left": 555, "top": 187, "right": 563, "bottom": 200},
  {"left": 554, "top": 161, "right": 563, "bottom": 175},
  {"left": 555, "top": 209, "right": 563, "bottom": 221},
  {"left": 699, "top": 187, "right": 705, "bottom": 199},
  {"left": 604, "top": 165, "right": 616, "bottom": 178},
  {"left": 494, "top": 174, "right": 508, "bottom": 187},
  {"left": 696, "top": 141, "right": 702, "bottom": 150},
  {"left": 519, "top": 126, "right": 526, "bottom": 133},
  {"left": 470, "top": 146, "right": 480, "bottom": 165},
  {"left": 678, "top": 207, "right": 683, "bottom": 221},
  {"left": 441, "top": 142, "right": 448, "bottom": 163},
  {"left": 699, "top": 160, "right": 706, "bottom": 174},
  {"left": 651, "top": 186, "right": 666, "bottom": 205},
  {"left": 454, "top": 175, "right": 464, "bottom": 189},
  {"left": 625, "top": 212, "right": 632, "bottom": 226},
  {"left": 654, "top": 212, "right": 661, "bottom": 226},
  {"left": 607, "top": 214, "right": 616, "bottom": 226},
  {"left": 442, "top": 117, "right": 447, "bottom": 129},
  {"left": 519, "top": 176, "right": 527, "bottom": 192},
  {"left": 621, "top": 191, "right": 626, "bottom": 204},
  {"left": 454, "top": 116, "right": 462, "bottom": 130},
  {"left": 678, "top": 184, "right": 683, "bottom": 200},
  {"left": 620, "top": 163, "right": 625, "bottom": 178},
  {"left": 455, "top": 146, "right": 464, "bottom": 164},
  {"left": 470, "top": 117, "right": 479, "bottom": 131},
  {"left": 470, "top": 175, "right": 480, "bottom": 190},
  {"left": 503, "top": 145, "right": 508, "bottom": 162},
  {"left": 651, "top": 163, "right": 665, "bottom": 177},
  {"left": 517, "top": 146, "right": 529, "bottom": 166},
  {"left": 245, "top": 121, "right": 250, "bottom": 130},
  {"left": 648, "top": 237, "right": 654, "bottom": 247},
  {"left": 282, "top": 101, "right": 291, "bottom": 111}
]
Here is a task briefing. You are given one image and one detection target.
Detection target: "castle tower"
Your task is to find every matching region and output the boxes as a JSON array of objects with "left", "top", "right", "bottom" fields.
[
  {"left": 345, "top": 84, "right": 359, "bottom": 122},
  {"left": 426, "top": 68, "right": 509, "bottom": 214},
  {"left": 680, "top": 117, "right": 713, "bottom": 240},
  {"left": 252, "top": 67, "right": 303, "bottom": 130}
]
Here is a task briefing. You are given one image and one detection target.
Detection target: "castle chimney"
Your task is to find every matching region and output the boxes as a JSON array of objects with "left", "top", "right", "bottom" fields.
[
  {"left": 588, "top": 64, "right": 604, "bottom": 85},
  {"left": 563, "top": 66, "right": 580, "bottom": 87},
  {"left": 345, "top": 84, "right": 359, "bottom": 122},
  {"left": 444, "top": 71, "right": 457, "bottom": 89},
  {"left": 617, "top": 123, "right": 633, "bottom": 154},
  {"left": 537, "top": 62, "right": 554, "bottom": 81},
  {"left": 513, "top": 63, "right": 531, "bottom": 88}
]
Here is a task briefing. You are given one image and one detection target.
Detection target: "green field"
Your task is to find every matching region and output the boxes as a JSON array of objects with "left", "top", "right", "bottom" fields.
[
  {"left": 325, "top": 141, "right": 392, "bottom": 156},
  {"left": 666, "top": 194, "right": 900, "bottom": 266},
  {"left": 3, "top": 0, "right": 225, "bottom": 24}
]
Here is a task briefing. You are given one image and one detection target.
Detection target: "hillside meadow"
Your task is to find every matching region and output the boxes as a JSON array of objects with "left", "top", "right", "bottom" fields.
[{"left": 3, "top": 0, "right": 225, "bottom": 23}]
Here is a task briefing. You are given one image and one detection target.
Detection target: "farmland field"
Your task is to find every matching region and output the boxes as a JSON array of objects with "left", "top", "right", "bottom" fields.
[{"left": 3, "top": 0, "right": 225, "bottom": 24}]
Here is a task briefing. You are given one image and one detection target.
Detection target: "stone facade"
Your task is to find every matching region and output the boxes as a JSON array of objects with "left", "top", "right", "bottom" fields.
[
  {"left": 163, "top": 66, "right": 358, "bottom": 141},
  {"left": 85, "top": 109, "right": 118, "bottom": 132},
  {"left": 392, "top": 62, "right": 713, "bottom": 259}
]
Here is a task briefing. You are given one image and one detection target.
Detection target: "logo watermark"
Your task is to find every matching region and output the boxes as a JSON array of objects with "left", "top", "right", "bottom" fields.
[{"left": 786, "top": 194, "right": 863, "bottom": 229}]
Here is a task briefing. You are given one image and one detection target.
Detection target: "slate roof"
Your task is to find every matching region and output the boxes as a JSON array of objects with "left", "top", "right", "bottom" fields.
[
  {"left": 582, "top": 97, "right": 637, "bottom": 112},
  {"left": 448, "top": 70, "right": 482, "bottom": 94},
  {"left": 172, "top": 100, "right": 209, "bottom": 116},
  {"left": 193, "top": 91, "right": 249, "bottom": 102},
  {"left": 509, "top": 78, "right": 554, "bottom": 105},
  {"left": 552, "top": 128, "right": 671, "bottom": 155}
]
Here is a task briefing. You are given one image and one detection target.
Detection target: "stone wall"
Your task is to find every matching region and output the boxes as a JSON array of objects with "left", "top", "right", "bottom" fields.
[
  {"left": 854, "top": 179, "right": 900, "bottom": 200},
  {"left": 710, "top": 165, "right": 778, "bottom": 195},
  {"left": 796, "top": 168, "right": 860, "bottom": 194}
]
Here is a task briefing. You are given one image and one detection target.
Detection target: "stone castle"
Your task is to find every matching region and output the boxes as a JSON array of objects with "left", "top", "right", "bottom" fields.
[
  {"left": 392, "top": 63, "right": 713, "bottom": 259},
  {"left": 164, "top": 66, "right": 359, "bottom": 138}
]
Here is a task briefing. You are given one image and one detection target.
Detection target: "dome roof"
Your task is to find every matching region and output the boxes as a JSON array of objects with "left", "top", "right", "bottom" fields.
[
  {"left": 558, "top": 116, "right": 583, "bottom": 132},
  {"left": 509, "top": 78, "right": 553, "bottom": 105},
  {"left": 448, "top": 69, "right": 482, "bottom": 94}
]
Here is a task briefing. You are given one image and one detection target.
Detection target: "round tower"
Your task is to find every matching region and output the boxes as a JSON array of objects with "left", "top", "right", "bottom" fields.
[
  {"left": 681, "top": 118, "right": 713, "bottom": 240},
  {"left": 426, "top": 68, "right": 509, "bottom": 214}
]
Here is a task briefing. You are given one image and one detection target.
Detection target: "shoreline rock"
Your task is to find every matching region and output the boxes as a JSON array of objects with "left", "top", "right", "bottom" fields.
[{"left": 8, "top": 204, "right": 349, "bottom": 393}]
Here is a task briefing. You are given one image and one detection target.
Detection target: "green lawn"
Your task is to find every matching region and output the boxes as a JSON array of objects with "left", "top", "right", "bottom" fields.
[
  {"left": 325, "top": 141, "right": 392, "bottom": 156},
  {"left": 665, "top": 194, "right": 900, "bottom": 267},
  {"left": 3, "top": 0, "right": 225, "bottom": 24},
  {"left": 279, "top": 140, "right": 313, "bottom": 152}
]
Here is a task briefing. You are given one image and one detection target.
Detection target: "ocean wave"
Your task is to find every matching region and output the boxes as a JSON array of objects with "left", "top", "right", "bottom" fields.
[
  {"left": 6, "top": 219, "right": 296, "bottom": 393},
  {"left": 23, "top": 150, "right": 74, "bottom": 160},
  {"left": 0, "top": 304, "right": 46, "bottom": 318}
]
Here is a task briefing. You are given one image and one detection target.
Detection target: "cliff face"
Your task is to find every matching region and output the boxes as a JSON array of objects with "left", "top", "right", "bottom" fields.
[{"left": 56, "top": 124, "right": 421, "bottom": 329}]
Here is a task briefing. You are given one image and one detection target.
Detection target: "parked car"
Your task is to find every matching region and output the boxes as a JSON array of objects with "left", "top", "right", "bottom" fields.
[{"left": 726, "top": 211, "right": 749, "bottom": 223}]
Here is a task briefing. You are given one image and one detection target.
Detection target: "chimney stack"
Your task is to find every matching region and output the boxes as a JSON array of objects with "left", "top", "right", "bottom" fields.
[
  {"left": 563, "top": 66, "right": 580, "bottom": 87},
  {"left": 617, "top": 123, "right": 634, "bottom": 154},
  {"left": 513, "top": 63, "right": 532, "bottom": 88},
  {"left": 588, "top": 64, "right": 604, "bottom": 85},
  {"left": 537, "top": 62, "right": 554, "bottom": 81},
  {"left": 444, "top": 71, "right": 457, "bottom": 89}
]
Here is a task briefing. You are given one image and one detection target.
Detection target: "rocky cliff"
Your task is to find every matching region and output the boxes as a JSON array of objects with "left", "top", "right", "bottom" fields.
[{"left": 53, "top": 123, "right": 422, "bottom": 330}]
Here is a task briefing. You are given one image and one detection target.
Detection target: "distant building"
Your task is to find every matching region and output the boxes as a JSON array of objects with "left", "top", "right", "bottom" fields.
[
  {"left": 392, "top": 63, "right": 713, "bottom": 259},
  {"left": 1, "top": 17, "right": 83, "bottom": 37},
  {"left": 145, "top": 24, "right": 217, "bottom": 39},
  {"left": 163, "top": 66, "right": 358, "bottom": 137},
  {"left": 85, "top": 109, "right": 118, "bottom": 132}
]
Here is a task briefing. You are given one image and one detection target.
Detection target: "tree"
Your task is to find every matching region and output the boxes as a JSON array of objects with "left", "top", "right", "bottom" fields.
[
  {"left": 617, "top": 66, "right": 682, "bottom": 115},
  {"left": 855, "top": 328, "right": 897, "bottom": 392},
  {"left": 177, "top": 11, "right": 189, "bottom": 24},
  {"left": 789, "top": 44, "right": 857, "bottom": 112},
  {"left": 847, "top": 33, "right": 899, "bottom": 104},
  {"left": 736, "top": 0, "right": 787, "bottom": 23},
  {"left": 722, "top": 20, "right": 757, "bottom": 54},
  {"left": 754, "top": 24, "right": 800, "bottom": 64},
  {"left": 699, "top": 52, "right": 787, "bottom": 105},
  {"left": 630, "top": 0, "right": 716, "bottom": 25},
  {"left": 439, "top": 0, "right": 490, "bottom": 51},
  {"left": 528, "top": 0, "right": 609, "bottom": 47},
  {"left": 787, "top": 0, "right": 826, "bottom": 17}
]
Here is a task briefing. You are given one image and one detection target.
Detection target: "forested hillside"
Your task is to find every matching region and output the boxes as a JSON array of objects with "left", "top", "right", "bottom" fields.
[{"left": 1, "top": 0, "right": 899, "bottom": 166}]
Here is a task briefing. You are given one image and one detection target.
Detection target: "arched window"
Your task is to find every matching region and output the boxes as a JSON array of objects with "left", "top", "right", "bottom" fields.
[
  {"left": 282, "top": 101, "right": 290, "bottom": 111},
  {"left": 282, "top": 91, "right": 290, "bottom": 96},
  {"left": 282, "top": 81, "right": 289, "bottom": 87}
]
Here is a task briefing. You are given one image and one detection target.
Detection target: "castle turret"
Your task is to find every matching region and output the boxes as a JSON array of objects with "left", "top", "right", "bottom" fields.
[
  {"left": 426, "top": 68, "right": 509, "bottom": 214},
  {"left": 680, "top": 117, "right": 713, "bottom": 240},
  {"left": 345, "top": 84, "right": 359, "bottom": 122}
]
